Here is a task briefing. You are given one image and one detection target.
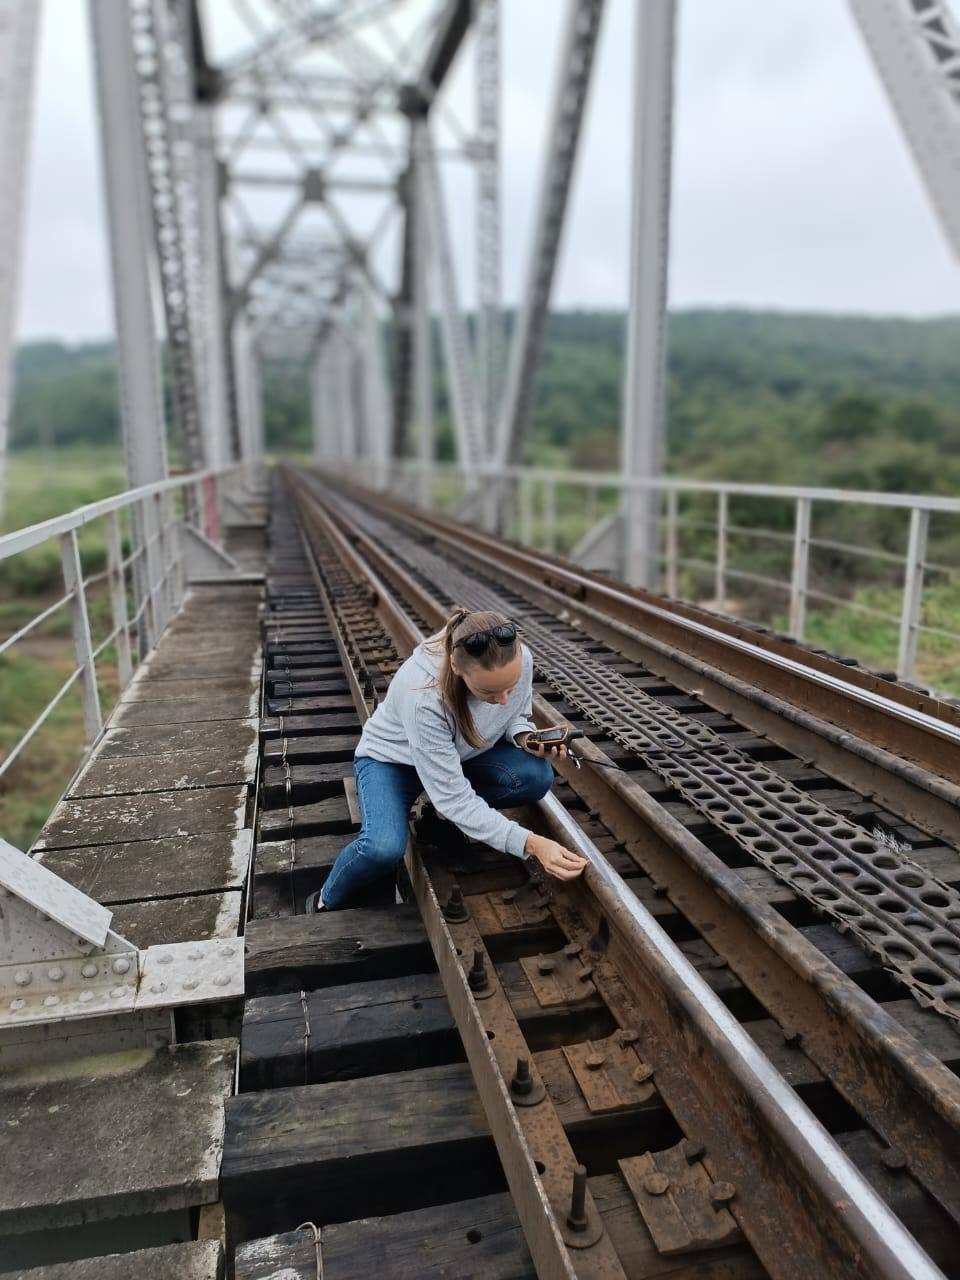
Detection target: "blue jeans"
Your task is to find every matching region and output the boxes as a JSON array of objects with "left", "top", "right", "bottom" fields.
[{"left": 322, "top": 740, "right": 554, "bottom": 909}]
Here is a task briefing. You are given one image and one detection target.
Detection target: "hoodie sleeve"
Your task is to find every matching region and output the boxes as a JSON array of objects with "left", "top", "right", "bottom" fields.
[
  {"left": 505, "top": 645, "right": 537, "bottom": 745},
  {"left": 402, "top": 696, "right": 531, "bottom": 858}
]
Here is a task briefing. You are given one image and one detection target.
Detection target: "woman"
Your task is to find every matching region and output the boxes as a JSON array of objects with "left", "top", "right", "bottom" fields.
[{"left": 309, "top": 607, "right": 588, "bottom": 911}]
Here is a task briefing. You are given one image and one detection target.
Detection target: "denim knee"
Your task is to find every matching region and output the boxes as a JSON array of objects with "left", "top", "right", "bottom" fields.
[
  {"left": 517, "top": 753, "right": 553, "bottom": 799},
  {"left": 358, "top": 834, "right": 407, "bottom": 868}
]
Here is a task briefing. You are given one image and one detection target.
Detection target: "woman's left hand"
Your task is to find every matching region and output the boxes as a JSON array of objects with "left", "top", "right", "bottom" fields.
[{"left": 517, "top": 728, "right": 568, "bottom": 760}]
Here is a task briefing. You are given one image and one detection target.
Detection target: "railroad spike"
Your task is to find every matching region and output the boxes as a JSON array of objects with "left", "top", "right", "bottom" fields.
[
  {"left": 468, "top": 948, "right": 490, "bottom": 993},
  {"left": 443, "top": 885, "right": 469, "bottom": 923}
]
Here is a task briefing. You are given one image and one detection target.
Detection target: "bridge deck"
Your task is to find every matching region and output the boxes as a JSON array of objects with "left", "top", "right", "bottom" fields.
[{"left": 0, "top": 509, "right": 266, "bottom": 1275}]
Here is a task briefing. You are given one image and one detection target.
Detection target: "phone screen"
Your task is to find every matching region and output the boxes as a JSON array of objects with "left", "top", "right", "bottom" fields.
[{"left": 536, "top": 728, "right": 566, "bottom": 742}]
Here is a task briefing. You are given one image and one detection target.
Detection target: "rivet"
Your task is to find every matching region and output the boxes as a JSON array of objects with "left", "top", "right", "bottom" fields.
[
  {"left": 633, "top": 1063, "right": 654, "bottom": 1084},
  {"left": 10, "top": 998, "right": 26, "bottom": 1011},
  {"left": 213, "top": 973, "right": 231, "bottom": 987},
  {"left": 182, "top": 977, "right": 199, "bottom": 990},
  {"left": 222, "top": 946, "right": 235, "bottom": 958},
  {"left": 643, "top": 1172, "right": 670, "bottom": 1196},
  {"left": 150, "top": 982, "right": 167, "bottom": 995},
  {"left": 585, "top": 1053, "right": 606, "bottom": 1071},
  {"left": 80, "top": 962, "right": 98, "bottom": 978},
  {"left": 710, "top": 1182, "right": 736, "bottom": 1207},
  {"left": 619, "top": 1028, "right": 640, "bottom": 1047},
  {"left": 110, "top": 986, "right": 127, "bottom": 999},
  {"left": 882, "top": 1148, "right": 907, "bottom": 1172},
  {"left": 43, "top": 994, "right": 60, "bottom": 1006},
  {"left": 158, "top": 953, "right": 174, "bottom": 965},
  {"left": 112, "top": 957, "right": 131, "bottom": 975},
  {"left": 79, "top": 990, "right": 95, "bottom": 1003},
  {"left": 14, "top": 970, "right": 31, "bottom": 987},
  {"left": 564, "top": 943, "right": 582, "bottom": 958},
  {"left": 683, "top": 1139, "right": 706, "bottom": 1164},
  {"left": 501, "top": 890, "right": 517, "bottom": 903},
  {"left": 537, "top": 957, "right": 556, "bottom": 975},
  {"left": 188, "top": 949, "right": 203, "bottom": 962},
  {"left": 47, "top": 966, "right": 64, "bottom": 983}
]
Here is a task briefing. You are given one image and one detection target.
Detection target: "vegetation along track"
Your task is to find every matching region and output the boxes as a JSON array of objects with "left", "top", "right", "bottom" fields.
[{"left": 226, "top": 467, "right": 960, "bottom": 1280}]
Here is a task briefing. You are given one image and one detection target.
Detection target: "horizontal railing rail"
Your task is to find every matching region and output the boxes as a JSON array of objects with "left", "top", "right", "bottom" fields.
[
  {"left": 379, "top": 459, "right": 960, "bottom": 690},
  {"left": 0, "top": 464, "right": 247, "bottom": 800}
]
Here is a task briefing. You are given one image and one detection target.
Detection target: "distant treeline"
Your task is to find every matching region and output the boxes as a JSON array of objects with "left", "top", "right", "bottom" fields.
[{"left": 12, "top": 310, "right": 960, "bottom": 504}]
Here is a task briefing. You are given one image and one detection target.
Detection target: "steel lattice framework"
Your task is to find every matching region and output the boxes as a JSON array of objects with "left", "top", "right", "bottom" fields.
[{"left": 1, "top": 0, "right": 960, "bottom": 585}]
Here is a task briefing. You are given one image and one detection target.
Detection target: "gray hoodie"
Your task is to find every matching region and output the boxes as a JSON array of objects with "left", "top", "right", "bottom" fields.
[{"left": 355, "top": 635, "right": 537, "bottom": 858}]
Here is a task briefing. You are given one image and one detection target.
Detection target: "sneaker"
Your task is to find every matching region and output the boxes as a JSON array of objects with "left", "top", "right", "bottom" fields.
[{"left": 304, "top": 889, "right": 326, "bottom": 913}]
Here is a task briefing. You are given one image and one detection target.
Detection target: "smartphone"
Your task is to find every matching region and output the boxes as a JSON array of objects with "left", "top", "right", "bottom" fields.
[{"left": 529, "top": 726, "right": 584, "bottom": 746}]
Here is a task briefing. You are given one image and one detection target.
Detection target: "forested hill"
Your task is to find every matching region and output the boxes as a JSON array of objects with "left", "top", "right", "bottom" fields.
[{"left": 12, "top": 310, "right": 960, "bottom": 496}]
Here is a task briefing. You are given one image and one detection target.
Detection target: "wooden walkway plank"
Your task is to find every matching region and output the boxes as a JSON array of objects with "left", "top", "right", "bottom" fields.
[
  {"left": 114, "top": 694, "right": 260, "bottom": 727},
  {"left": 13, "top": 1241, "right": 224, "bottom": 1280},
  {"left": 0, "top": 1041, "right": 236, "bottom": 1234},
  {"left": 33, "top": 786, "right": 248, "bottom": 852},
  {"left": 98, "top": 720, "right": 258, "bottom": 761},
  {"left": 110, "top": 889, "right": 243, "bottom": 946},
  {"left": 67, "top": 745, "right": 259, "bottom": 799},
  {"left": 36, "top": 830, "right": 251, "bottom": 904},
  {"left": 122, "top": 676, "right": 259, "bottom": 704}
]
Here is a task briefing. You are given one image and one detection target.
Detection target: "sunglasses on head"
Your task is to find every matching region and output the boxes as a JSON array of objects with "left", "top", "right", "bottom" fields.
[{"left": 452, "top": 621, "right": 519, "bottom": 658}]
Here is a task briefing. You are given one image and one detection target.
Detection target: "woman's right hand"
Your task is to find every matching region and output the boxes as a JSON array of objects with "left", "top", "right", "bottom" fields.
[{"left": 525, "top": 832, "right": 588, "bottom": 880}]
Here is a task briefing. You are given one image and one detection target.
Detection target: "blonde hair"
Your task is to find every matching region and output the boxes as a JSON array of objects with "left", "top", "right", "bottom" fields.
[{"left": 424, "top": 605, "right": 519, "bottom": 748}]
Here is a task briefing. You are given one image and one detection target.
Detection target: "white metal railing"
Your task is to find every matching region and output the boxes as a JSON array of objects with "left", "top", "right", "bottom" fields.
[
  {"left": 0, "top": 463, "right": 245, "bottom": 785},
  {"left": 381, "top": 460, "right": 960, "bottom": 687}
]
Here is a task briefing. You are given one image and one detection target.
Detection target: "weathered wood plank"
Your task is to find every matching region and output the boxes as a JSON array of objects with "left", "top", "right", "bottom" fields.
[
  {"left": 261, "top": 760, "right": 353, "bottom": 805},
  {"left": 258, "top": 795, "right": 353, "bottom": 840},
  {"left": 240, "top": 973, "right": 462, "bottom": 1090},
  {"left": 244, "top": 904, "right": 435, "bottom": 995},
  {"left": 97, "top": 720, "right": 258, "bottom": 761},
  {"left": 110, "top": 890, "right": 242, "bottom": 946},
  {"left": 33, "top": 787, "right": 248, "bottom": 851},
  {"left": 122, "top": 676, "right": 259, "bottom": 703},
  {"left": 234, "top": 1195, "right": 533, "bottom": 1280},
  {"left": 222, "top": 1063, "right": 501, "bottom": 1239},
  {"left": 115, "top": 695, "right": 259, "bottom": 727},
  {"left": 0, "top": 1041, "right": 235, "bottom": 1233},
  {"left": 254, "top": 833, "right": 345, "bottom": 878},
  {"left": 261, "top": 731, "right": 360, "bottom": 764},
  {"left": 37, "top": 831, "right": 251, "bottom": 903},
  {"left": 68, "top": 745, "right": 258, "bottom": 799},
  {"left": 13, "top": 1241, "right": 224, "bottom": 1280}
]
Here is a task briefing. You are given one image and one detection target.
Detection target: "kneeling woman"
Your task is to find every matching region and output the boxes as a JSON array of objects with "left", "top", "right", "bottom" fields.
[{"left": 311, "top": 607, "right": 587, "bottom": 911}]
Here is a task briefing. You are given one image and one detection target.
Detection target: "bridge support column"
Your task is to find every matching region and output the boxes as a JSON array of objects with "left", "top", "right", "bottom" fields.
[{"left": 620, "top": 0, "right": 676, "bottom": 588}]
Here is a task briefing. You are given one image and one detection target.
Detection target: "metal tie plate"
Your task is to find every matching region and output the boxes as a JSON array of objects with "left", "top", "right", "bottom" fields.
[
  {"left": 561, "top": 1028, "right": 656, "bottom": 1113},
  {"left": 520, "top": 942, "right": 597, "bottom": 1007},
  {"left": 619, "top": 1139, "right": 741, "bottom": 1255}
]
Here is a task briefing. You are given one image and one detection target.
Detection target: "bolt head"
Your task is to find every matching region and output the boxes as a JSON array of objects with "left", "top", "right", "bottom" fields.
[
  {"left": 537, "top": 957, "right": 556, "bottom": 975},
  {"left": 112, "top": 957, "right": 131, "bottom": 975},
  {"left": 881, "top": 1148, "right": 907, "bottom": 1171},
  {"left": 501, "top": 890, "right": 517, "bottom": 903},
  {"left": 682, "top": 1139, "right": 706, "bottom": 1164},
  {"left": 710, "top": 1181, "right": 736, "bottom": 1207},
  {"left": 81, "top": 962, "right": 98, "bottom": 978},
  {"left": 13, "top": 970, "right": 31, "bottom": 987},
  {"left": 46, "top": 966, "right": 64, "bottom": 983},
  {"left": 643, "top": 1172, "right": 670, "bottom": 1196},
  {"left": 619, "top": 1028, "right": 640, "bottom": 1046},
  {"left": 585, "top": 1053, "right": 606, "bottom": 1071},
  {"left": 633, "top": 1063, "right": 654, "bottom": 1084}
]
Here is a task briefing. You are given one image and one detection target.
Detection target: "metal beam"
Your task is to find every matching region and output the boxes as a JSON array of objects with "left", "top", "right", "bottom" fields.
[
  {"left": 494, "top": 0, "right": 606, "bottom": 466},
  {"left": 620, "top": 0, "right": 676, "bottom": 589},
  {"left": 849, "top": 0, "right": 960, "bottom": 262},
  {"left": 418, "top": 125, "right": 484, "bottom": 474},
  {"left": 0, "top": 1, "right": 41, "bottom": 519},
  {"left": 417, "top": 0, "right": 472, "bottom": 104},
  {"left": 88, "top": 0, "right": 169, "bottom": 490},
  {"left": 475, "top": 0, "right": 502, "bottom": 463}
]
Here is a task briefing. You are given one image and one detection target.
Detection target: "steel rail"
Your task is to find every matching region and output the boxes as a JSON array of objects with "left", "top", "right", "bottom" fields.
[{"left": 284, "top": 468, "right": 946, "bottom": 1280}]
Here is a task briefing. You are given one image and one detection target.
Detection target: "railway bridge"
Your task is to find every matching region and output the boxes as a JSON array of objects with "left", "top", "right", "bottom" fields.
[{"left": 1, "top": 3, "right": 960, "bottom": 1279}]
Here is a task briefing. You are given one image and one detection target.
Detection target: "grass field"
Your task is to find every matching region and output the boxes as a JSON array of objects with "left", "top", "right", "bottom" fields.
[{"left": 1, "top": 446, "right": 128, "bottom": 850}]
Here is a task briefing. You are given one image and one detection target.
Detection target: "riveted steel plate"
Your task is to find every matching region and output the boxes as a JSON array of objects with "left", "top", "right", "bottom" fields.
[
  {"left": 488, "top": 882, "right": 553, "bottom": 930},
  {"left": 561, "top": 1028, "right": 656, "bottom": 1113},
  {"left": 520, "top": 943, "right": 597, "bottom": 1008},
  {"left": 0, "top": 838, "right": 112, "bottom": 951}
]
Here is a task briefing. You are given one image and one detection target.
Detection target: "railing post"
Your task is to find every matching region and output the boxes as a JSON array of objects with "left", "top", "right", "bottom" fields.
[
  {"left": 203, "top": 474, "right": 221, "bottom": 543},
  {"left": 543, "top": 477, "right": 557, "bottom": 554},
  {"left": 60, "top": 529, "right": 102, "bottom": 743},
  {"left": 714, "top": 490, "right": 728, "bottom": 611},
  {"left": 897, "top": 507, "right": 929, "bottom": 681},
  {"left": 140, "top": 495, "right": 162, "bottom": 645},
  {"left": 166, "top": 489, "right": 185, "bottom": 608},
  {"left": 789, "top": 497, "right": 812, "bottom": 641},
  {"left": 520, "top": 474, "right": 533, "bottom": 546},
  {"left": 586, "top": 483, "right": 598, "bottom": 531},
  {"left": 666, "top": 488, "right": 679, "bottom": 597},
  {"left": 105, "top": 509, "right": 133, "bottom": 688}
]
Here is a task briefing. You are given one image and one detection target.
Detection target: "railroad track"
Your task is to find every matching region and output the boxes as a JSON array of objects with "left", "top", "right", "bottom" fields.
[{"left": 224, "top": 468, "right": 960, "bottom": 1280}]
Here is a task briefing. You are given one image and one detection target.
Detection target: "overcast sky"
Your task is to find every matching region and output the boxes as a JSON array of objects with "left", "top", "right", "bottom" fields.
[{"left": 16, "top": 0, "right": 960, "bottom": 343}]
